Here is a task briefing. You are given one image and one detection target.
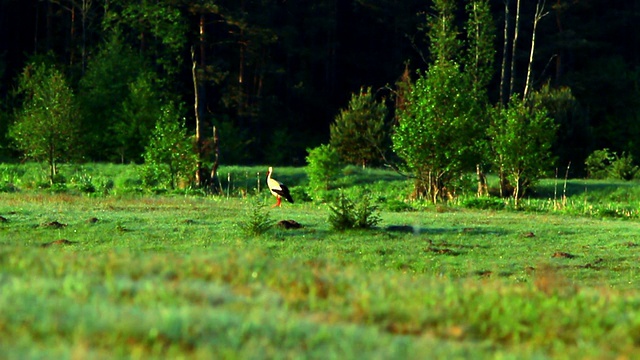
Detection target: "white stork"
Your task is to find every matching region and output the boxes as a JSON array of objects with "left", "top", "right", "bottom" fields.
[{"left": 266, "top": 167, "right": 294, "bottom": 207}]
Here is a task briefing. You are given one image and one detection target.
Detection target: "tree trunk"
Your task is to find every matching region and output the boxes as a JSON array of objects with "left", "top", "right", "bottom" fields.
[
  {"left": 48, "top": 145, "right": 55, "bottom": 185},
  {"left": 509, "top": 0, "right": 521, "bottom": 97},
  {"left": 412, "top": 178, "right": 429, "bottom": 201},
  {"left": 523, "top": 0, "right": 547, "bottom": 100},
  {"left": 210, "top": 126, "right": 222, "bottom": 194},
  {"left": 69, "top": 5, "right": 75, "bottom": 67},
  {"left": 46, "top": 0, "right": 53, "bottom": 52},
  {"left": 476, "top": 164, "right": 488, "bottom": 197},
  {"left": 192, "top": 47, "right": 204, "bottom": 187},
  {"left": 513, "top": 175, "right": 520, "bottom": 207},
  {"left": 81, "top": 0, "right": 89, "bottom": 73},
  {"left": 499, "top": 0, "right": 511, "bottom": 106}
]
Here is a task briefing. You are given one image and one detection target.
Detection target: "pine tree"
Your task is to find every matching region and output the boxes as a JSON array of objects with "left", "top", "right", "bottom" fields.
[{"left": 329, "top": 87, "right": 387, "bottom": 168}]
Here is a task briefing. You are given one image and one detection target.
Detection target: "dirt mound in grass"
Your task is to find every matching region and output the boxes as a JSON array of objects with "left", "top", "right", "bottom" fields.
[
  {"left": 277, "top": 219, "right": 303, "bottom": 229},
  {"left": 41, "top": 221, "right": 67, "bottom": 229},
  {"left": 552, "top": 251, "right": 576, "bottom": 259},
  {"left": 41, "top": 239, "right": 77, "bottom": 248}
]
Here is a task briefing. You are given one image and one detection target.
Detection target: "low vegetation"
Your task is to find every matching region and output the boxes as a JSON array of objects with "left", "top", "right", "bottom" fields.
[{"left": 2, "top": 164, "right": 640, "bottom": 358}]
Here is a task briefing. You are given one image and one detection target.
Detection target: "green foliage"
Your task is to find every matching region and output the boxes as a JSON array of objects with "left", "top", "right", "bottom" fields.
[
  {"left": 0, "top": 101, "right": 9, "bottom": 161},
  {"left": 608, "top": 152, "right": 639, "bottom": 180},
  {"left": 102, "top": 0, "right": 187, "bottom": 80},
  {"left": 587, "top": 149, "right": 639, "bottom": 180},
  {"left": 329, "top": 87, "right": 388, "bottom": 167},
  {"left": 305, "top": 144, "right": 342, "bottom": 196},
  {"left": 530, "top": 84, "right": 590, "bottom": 171},
  {"left": 142, "top": 102, "right": 196, "bottom": 190},
  {"left": 464, "top": 0, "right": 495, "bottom": 92},
  {"left": 9, "top": 62, "right": 79, "bottom": 185},
  {"left": 0, "top": 164, "right": 21, "bottom": 193},
  {"left": 239, "top": 197, "right": 275, "bottom": 236},
  {"left": 488, "top": 95, "right": 558, "bottom": 205},
  {"left": 113, "top": 71, "right": 162, "bottom": 163},
  {"left": 585, "top": 149, "right": 615, "bottom": 179},
  {"left": 462, "top": 197, "right": 506, "bottom": 210},
  {"left": 328, "top": 190, "right": 381, "bottom": 231},
  {"left": 392, "top": 62, "right": 483, "bottom": 202},
  {"left": 426, "top": 0, "right": 461, "bottom": 64},
  {"left": 327, "top": 191, "right": 356, "bottom": 230},
  {"left": 77, "top": 34, "right": 147, "bottom": 161},
  {"left": 392, "top": 0, "right": 494, "bottom": 204}
]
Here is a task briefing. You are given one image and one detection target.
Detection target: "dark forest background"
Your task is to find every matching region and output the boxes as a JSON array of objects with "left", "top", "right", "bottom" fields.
[{"left": 1, "top": 0, "right": 639, "bottom": 174}]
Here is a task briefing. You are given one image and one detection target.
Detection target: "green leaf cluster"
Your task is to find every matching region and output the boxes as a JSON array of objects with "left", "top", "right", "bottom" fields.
[
  {"left": 305, "top": 144, "right": 342, "bottom": 195},
  {"left": 392, "top": 62, "right": 483, "bottom": 201},
  {"left": 142, "top": 102, "right": 196, "bottom": 190},
  {"left": 77, "top": 35, "right": 147, "bottom": 162},
  {"left": 488, "top": 96, "right": 558, "bottom": 202},
  {"left": 585, "top": 149, "right": 639, "bottom": 180},
  {"left": 113, "top": 72, "right": 162, "bottom": 163},
  {"left": 9, "top": 63, "right": 78, "bottom": 185}
]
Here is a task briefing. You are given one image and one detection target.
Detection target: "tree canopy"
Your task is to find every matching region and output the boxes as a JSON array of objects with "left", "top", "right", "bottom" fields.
[
  {"left": 0, "top": 0, "right": 639, "bottom": 174},
  {"left": 8, "top": 62, "right": 78, "bottom": 184}
]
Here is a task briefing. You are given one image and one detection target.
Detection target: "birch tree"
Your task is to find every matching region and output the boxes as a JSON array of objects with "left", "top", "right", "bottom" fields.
[
  {"left": 523, "top": 0, "right": 548, "bottom": 100},
  {"left": 9, "top": 63, "right": 78, "bottom": 184}
]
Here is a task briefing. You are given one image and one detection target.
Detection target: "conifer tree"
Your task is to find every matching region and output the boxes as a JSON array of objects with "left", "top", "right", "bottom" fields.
[{"left": 330, "top": 87, "right": 387, "bottom": 168}]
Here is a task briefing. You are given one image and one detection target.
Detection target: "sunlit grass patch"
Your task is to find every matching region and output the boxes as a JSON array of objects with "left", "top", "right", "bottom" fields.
[{"left": 4, "top": 167, "right": 640, "bottom": 358}]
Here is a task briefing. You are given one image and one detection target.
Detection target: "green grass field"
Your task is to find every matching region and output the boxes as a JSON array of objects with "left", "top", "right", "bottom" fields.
[{"left": 2, "top": 165, "right": 640, "bottom": 358}]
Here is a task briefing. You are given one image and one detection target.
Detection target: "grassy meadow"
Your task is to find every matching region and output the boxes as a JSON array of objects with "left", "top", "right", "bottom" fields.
[{"left": 2, "top": 164, "right": 640, "bottom": 358}]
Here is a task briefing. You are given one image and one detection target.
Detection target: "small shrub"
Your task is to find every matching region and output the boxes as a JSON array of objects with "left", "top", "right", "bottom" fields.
[
  {"left": 306, "top": 144, "right": 342, "bottom": 197},
  {"left": 50, "top": 182, "right": 68, "bottom": 193},
  {"left": 114, "top": 167, "right": 144, "bottom": 193},
  {"left": 608, "top": 152, "right": 638, "bottom": 180},
  {"left": 0, "top": 164, "right": 20, "bottom": 192},
  {"left": 143, "top": 102, "right": 196, "bottom": 190},
  {"left": 0, "top": 182, "right": 18, "bottom": 193},
  {"left": 383, "top": 199, "right": 414, "bottom": 212},
  {"left": 585, "top": 149, "right": 639, "bottom": 180},
  {"left": 290, "top": 186, "right": 312, "bottom": 203},
  {"left": 93, "top": 176, "right": 114, "bottom": 195},
  {"left": 328, "top": 191, "right": 356, "bottom": 231},
  {"left": 141, "top": 163, "right": 167, "bottom": 188},
  {"left": 239, "top": 197, "right": 275, "bottom": 236},
  {"left": 328, "top": 190, "right": 380, "bottom": 231},
  {"left": 462, "top": 197, "right": 506, "bottom": 210},
  {"left": 69, "top": 170, "right": 96, "bottom": 193},
  {"left": 584, "top": 149, "right": 614, "bottom": 179}
]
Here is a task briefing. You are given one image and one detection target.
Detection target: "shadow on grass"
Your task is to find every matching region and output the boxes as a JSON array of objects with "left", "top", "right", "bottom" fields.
[
  {"left": 534, "top": 179, "right": 640, "bottom": 199},
  {"left": 385, "top": 225, "right": 507, "bottom": 236}
]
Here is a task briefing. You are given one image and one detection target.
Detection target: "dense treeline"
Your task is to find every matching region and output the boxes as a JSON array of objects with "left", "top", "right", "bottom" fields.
[{"left": 1, "top": 0, "right": 639, "bottom": 174}]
